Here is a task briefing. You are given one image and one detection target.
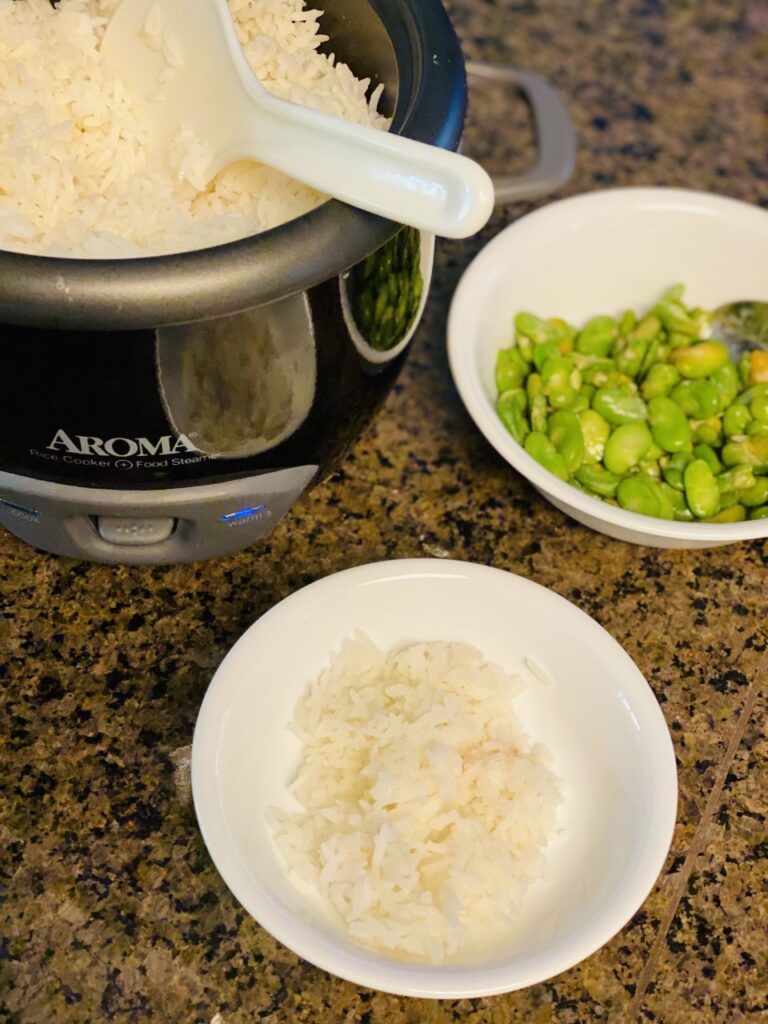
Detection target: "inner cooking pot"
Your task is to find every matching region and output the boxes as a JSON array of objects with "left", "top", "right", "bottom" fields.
[{"left": 0, "top": 0, "right": 466, "bottom": 331}]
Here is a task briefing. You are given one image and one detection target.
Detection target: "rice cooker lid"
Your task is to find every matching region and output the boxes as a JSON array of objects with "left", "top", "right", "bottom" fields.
[{"left": 0, "top": 0, "right": 467, "bottom": 332}]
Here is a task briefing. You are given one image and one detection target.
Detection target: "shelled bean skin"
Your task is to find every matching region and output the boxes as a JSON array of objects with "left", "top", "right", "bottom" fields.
[{"left": 494, "top": 286, "right": 768, "bottom": 524}]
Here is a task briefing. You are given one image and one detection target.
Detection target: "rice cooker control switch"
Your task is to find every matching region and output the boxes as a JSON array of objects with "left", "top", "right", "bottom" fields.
[{"left": 96, "top": 515, "right": 176, "bottom": 546}]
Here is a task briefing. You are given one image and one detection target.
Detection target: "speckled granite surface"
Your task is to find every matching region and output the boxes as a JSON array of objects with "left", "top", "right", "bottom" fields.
[{"left": 2, "top": 1, "right": 767, "bottom": 1021}]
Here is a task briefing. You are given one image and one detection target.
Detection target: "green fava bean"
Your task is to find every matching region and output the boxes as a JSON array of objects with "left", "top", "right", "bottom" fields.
[
  {"left": 532, "top": 340, "right": 560, "bottom": 373},
  {"left": 604, "top": 422, "right": 653, "bottom": 475},
  {"left": 683, "top": 459, "right": 720, "bottom": 518},
  {"left": 617, "top": 476, "right": 661, "bottom": 518},
  {"left": 647, "top": 396, "right": 692, "bottom": 453},
  {"left": 579, "top": 409, "right": 611, "bottom": 464},
  {"left": 638, "top": 457, "right": 661, "bottom": 478},
  {"left": 530, "top": 393, "right": 548, "bottom": 434},
  {"left": 748, "top": 504, "right": 768, "bottom": 520},
  {"left": 495, "top": 347, "right": 528, "bottom": 392},
  {"left": 592, "top": 386, "right": 648, "bottom": 425},
  {"left": 750, "top": 393, "right": 768, "bottom": 422},
  {"left": 661, "top": 451, "right": 693, "bottom": 491},
  {"left": 574, "top": 464, "right": 620, "bottom": 497},
  {"left": 515, "top": 312, "right": 564, "bottom": 345},
  {"left": 705, "top": 506, "right": 747, "bottom": 523},
  {"left": 496, "top": 389, "right": 529, "bottom": 444},
  {"left": 581, "top": 359, "right": 617, "bottom": 385},
  {"left": 670, "top": 379, "right": 721, "bottom": 419},
  {"left": 575, "top": 316, "right": 617, "bottom": 357},
  {"left": 670, "top": 341, "right": 729, "bottom": 378},
  {"left": 692, "top": 442, "right": 721, "bottom": 475},
  {"left": 616, "top": 338, "right": 648, "bottom": 377},
  {"left": 691, "top": 416, "right": 722, "bottom": 446},
  {"left": 526, "top": 372, "right": 543, "bottom": 401},
  {"left": 646, "top": 479, "right": 675, "bottom": 519},
  {"left": 740, "top": 477, "right": 768, "bottom": 508},
  {"left": 618, "top": 309, "right": 636, "bottom": 336},
  {"left": 524, "top": 431, "right": 569, "bottom": 481},
  {"left": 568, "top": 388, "right": 594, "bottom": 413},
  {"left": 641, "top": 363, "right": 680, "bottom": 400},
  {"left": 656, "top": 480, "right": 689, "bottom": 518},
  {"left": 716, "top": 465, "right": 756, "bottom": 494},
  {"left": 547, "top": 410, "right": 585, "bottom": 473},
  {"left": 722, "top": 402, "right": 751, "bottom": 437},
  {"left": 542, "top": 356, "right": 581, "bottom": 408},
  {"left": 747, "top": 420, "right": 768, "bottom": 438},
  {"left": 709, "top": 362, "right": 740, "bottom": 409},
  {"left": 721, "top": 436, "right": 768, "bottom": 472},
  {"left": 630, "top": 313, "right": 663, "bottom": 343}
]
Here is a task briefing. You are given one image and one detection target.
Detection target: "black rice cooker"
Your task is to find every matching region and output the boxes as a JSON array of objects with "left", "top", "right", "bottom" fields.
[{"left": 0, "top": 0, "right": 574, "bottom": 564}]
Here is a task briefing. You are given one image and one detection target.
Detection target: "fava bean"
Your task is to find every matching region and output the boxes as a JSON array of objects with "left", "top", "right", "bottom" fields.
[
  {"left": 691, "top": 416, "right": 722, "bottom": 446},
  {"left": 542, "top": 355, "right": 581, "bottom": 408},
  {"left": 683, "top": 459, "right": 720, "bottom": 518},
  {"left": 722, "top": 402, "right": 751, "bottom": 437},
  {"left": 548, "top": 410, "right": 585, "bottom": 473},
  {"left": 592, "top": 386, "right": 648, "bottom": 425},
  {"left": 716, "top": 465, "right": 756, "bottom": 493},
  {"left": 496, "top": 389, "right": 529, "bottom": 444},
  {"left": 670, "top": 379, "right": 721, "bottom": 419},
  {"left": 747, "top": 420, "right": 768, "bottom": 438},
  {"left": 641, "top": 362, "right": 680, "bottom": 400},
  {"left": 495, "top": 347, "right": 528, "bottom": 392},
  {"left": 524, "top": 431, "right": 569, "bottom": 480},
  {"left": 746, "top": 350, "right": 768, "bottom": 385},
  {"left": 670, "top": 340, "right": 729, "bottom": 378},
  {"left": 532, "top": 340, "right": 560, "bottom": 373},
  {"left": 575, "top": 463, "right": 621, "bottom": 497},
  {"left": 604, "top": 422, "right": 653, "bottom": 475},
  {"left": 617, "top": 476, "right": 661, "bottom": 517},
  {"left": 749, "top": 504, "right": 768, "bottom": 519},
  {"left": 740, "top": 478, "right": 768, "bottom": 507},
  {"left": 515, "top": 312, "right": 564, "bottom": 345},
  {"left": 705, "top": 506, "right": 747, "bottom": 523},
  {"left": 709, "top": 362, "right": 740, "bottom": 410},
  {"left": 692, "top": 442, "right": 722, "bottom": 476},
  {"left": 647, "top": 396, "right": 692, "bottom": 453},
  {"left": 721, "top": 436, "right": 768, "bottom": 472},
  {"left": 616, "top": 337, "right": 649, "bottom": 376},
  {"left": 530, "top": 393, "right": 548, "bottom": 434},
  {"left": 661, "top": 451, "right": 693, "bottom": 490},
  {"left": 576, "top": 316, "right": 617, "bottom": 357},
  {"left": 579, "top": 409, "right": 611, "bottom": 464}
]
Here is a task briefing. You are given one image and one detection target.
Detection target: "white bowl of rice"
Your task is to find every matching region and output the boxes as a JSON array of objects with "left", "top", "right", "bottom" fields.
[{"left": 191, "top": 559, "right": 677, "bottom": 997}]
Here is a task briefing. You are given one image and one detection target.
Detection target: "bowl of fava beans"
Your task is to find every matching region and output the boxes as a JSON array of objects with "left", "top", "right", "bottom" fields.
[{"left": 448, "top": 188, "right": 768, "bottom": 548}]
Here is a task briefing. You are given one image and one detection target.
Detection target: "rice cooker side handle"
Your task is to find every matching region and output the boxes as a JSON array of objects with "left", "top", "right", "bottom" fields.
[{"left": 465, "top": 63, "right": 576, "bottom": 204}]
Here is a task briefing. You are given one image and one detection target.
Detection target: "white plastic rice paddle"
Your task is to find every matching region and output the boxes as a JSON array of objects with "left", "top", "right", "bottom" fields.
[{"left": 101, "top": 0, "right": 495, "bottom": 239}]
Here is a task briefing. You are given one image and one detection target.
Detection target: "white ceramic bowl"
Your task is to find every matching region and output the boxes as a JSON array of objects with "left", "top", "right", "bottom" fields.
[
  {"left": 447, "top": 188, "right": 768, "bottom": 548},
  {"left": 192, "top": 559, "right": 677, "bottom": 997}
]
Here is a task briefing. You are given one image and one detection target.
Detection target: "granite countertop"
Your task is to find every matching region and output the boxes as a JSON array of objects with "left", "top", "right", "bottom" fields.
[{"left": 2, "top": 1, "right": 767, "bottom": 1021}]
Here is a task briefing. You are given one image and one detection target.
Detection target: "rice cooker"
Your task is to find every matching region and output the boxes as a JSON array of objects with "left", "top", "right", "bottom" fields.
[{"left": 0, "top": 0, "right": 574, "bottom": 564}]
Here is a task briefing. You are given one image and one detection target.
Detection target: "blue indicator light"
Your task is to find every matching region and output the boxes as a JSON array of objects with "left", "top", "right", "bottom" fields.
[{"left": 220, "top": 504, "right": 267, "bottom": 522}]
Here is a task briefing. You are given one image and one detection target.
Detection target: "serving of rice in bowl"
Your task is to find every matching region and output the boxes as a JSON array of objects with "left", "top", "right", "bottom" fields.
[
  {"left": 191, "top": 559, "right": 677, "bottom": 997},
  {"left": 0, "top": 0, "right": 388, "bottom": 257}
]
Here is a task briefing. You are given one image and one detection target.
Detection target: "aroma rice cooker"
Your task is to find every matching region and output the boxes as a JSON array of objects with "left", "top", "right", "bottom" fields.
[{"left": 0, "top": 0, "right": 573, "bottom": 564}]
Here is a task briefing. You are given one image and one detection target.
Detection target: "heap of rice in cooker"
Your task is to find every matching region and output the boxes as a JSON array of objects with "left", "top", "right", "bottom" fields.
[
  {"left": 268, "top": 633, "right": 562, "bottom": 963},
  {"left": 0, "top": 0, "right": 387, "bottom": 257}
]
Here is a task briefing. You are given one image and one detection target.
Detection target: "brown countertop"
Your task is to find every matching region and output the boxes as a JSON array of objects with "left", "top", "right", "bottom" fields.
[{"left": 2, "top": 1, "right": 767, "bottom": 1021}]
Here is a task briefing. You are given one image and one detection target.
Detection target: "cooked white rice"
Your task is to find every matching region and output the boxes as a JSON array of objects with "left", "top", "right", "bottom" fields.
[
  {"left": 267, "top": 633, "right": 562, "bottom": 963},
  {"left": 0, "top": 0, "right": 387, "bottom": 257}
]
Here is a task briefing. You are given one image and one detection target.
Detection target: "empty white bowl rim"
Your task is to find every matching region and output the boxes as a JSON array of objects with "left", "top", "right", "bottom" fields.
[
  {"left": 447, "top": 187, "right": 768, "bottom": 542},
  {"left": 191, "top": 558, "right": 678, "bottom": 998}
]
